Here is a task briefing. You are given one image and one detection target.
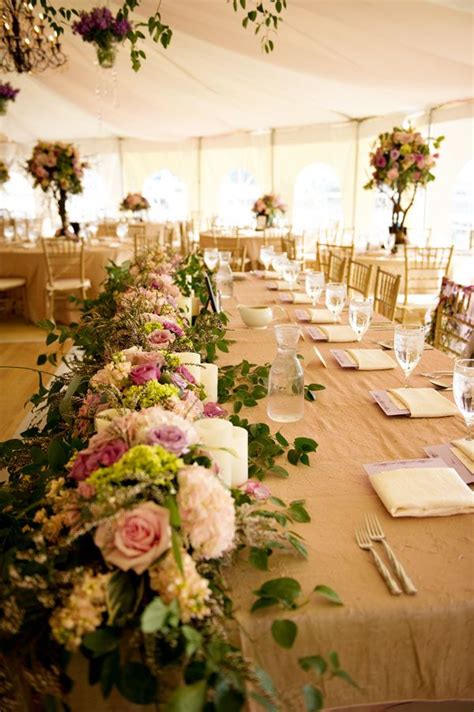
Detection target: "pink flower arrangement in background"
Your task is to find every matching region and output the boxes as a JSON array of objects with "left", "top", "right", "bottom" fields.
[
  {"left": 252, "top": 192, "right": 287, "bottom": 219},
  {"left": 120, "top": 192, "right": 150, "bottom": 212}
]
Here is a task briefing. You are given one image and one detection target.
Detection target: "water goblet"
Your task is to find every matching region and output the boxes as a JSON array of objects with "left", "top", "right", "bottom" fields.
[
  {"left": 260, "top": 245, "right": 275, "bottom": 272},
  {"left": 272, "top": 252, "right": 288, "bottom": 279},
  {"left": 204, "top": 247, "right": 219, "bottom": 272},
  {"left": 394, "top": 324, "right": 425, "bottom": 387},
  {"left": 453, "top": 358, "right": 474, "bottom": 441},
  {"left": 305, "top": 271, "right": 324, "bottom": 306},
  {"left": 4, "top": 225, "right": 14, "bottom": 242},
  {"left": 283, "top": 260, "right": 300, "bottom": 290},
  {"left": 349, "top": 297, "right": 373, "bottom": 342},
  {"left": 116, "top": 222, "right": 129, "bottom": 241},
  {"left": 325, "top": 282, "right": 346, "bottom": 323}
]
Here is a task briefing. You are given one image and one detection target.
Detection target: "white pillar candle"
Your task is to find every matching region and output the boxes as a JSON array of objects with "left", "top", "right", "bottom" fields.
[
  {"left": 200, "top": 363, "right": 218, "bottom": 403},
  {"left": 177, "top": 296, "right": 192, "bottom": 323},
  {"left": 95, "top": 408, "right": 120, "bottom": 434},
  {"left": 173, "top": 351, "right": 201, "bottom": 384},
  {"left": 231, "top": 426, "right": 248, "bottom": 487},
  {"left": 194, "top": 418, "right": 234, "bottom": 488}
]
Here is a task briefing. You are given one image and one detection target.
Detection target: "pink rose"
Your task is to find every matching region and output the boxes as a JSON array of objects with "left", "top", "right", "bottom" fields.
[
  {"left": 241, "top": 480, "right": 271, "bottom": 501},
  {"left": 130, "top": 363, "right": 161, "bottom": 385},
  {"left": 176, "top": 365, "right": 196, "bottom": 384},
  {"left": 203, "top": 402, "right": 226, "bottom": 418},
  {"left": 70, "top": 439, "right": 128, "bottom": 481},
  {"left": 148, "top": 329, "right": 175, "bottom": 348},
  {"left": 94, "top": 502, "right": 171, "bottom": 574}
]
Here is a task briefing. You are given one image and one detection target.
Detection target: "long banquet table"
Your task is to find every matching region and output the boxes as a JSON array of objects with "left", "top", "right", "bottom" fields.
[
  {"left": 219, "top": 275, "right": 473, "bottom": 710},
  {"left": 0, "top": 241, "right": 133, "bottom": 323}
]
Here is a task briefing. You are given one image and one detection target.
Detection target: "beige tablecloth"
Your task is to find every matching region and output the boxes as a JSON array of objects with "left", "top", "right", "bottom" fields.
[
  {"left": 219, "top": 276, "right": 473, "bottom": 710},
  {"left": 0, "top": 241, "right": 133, "bottom": 323}
]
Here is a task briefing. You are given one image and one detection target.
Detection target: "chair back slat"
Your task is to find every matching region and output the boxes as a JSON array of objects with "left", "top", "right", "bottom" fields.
[
  {"left": 403, "top": 246, "right": 454, "bottom": 303},
  {"left": 348, "top": 259, "right": 373, "bottom": 298},
  {"left": 432, "top": 277, "right": 474, "bottom": 357},
  {"left": 327, "top": 252, "right": 347, "bottom": 282},
  {"left": 373, "top": 267, "right": 401, "bottom": 322},
  {"left": 214, "top": 235, "right": 247, "bottom": 271},
  {"left": 42, "top": 237, "right": 86, "bottom": 284},
  {"left": 317, "top": 243, "right": 354, "bottom": 280}
]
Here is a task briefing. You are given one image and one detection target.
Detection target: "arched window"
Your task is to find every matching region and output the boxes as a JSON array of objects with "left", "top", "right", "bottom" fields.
[
  {"left": 451, "top": 160, "right": 474, "bottom": 249},
  {"left": 219, "top": 169, "right": 259, "bottom": 227},
  {"left": 143, "top": 169, "right": 187, "bottom": 221},
  {"left": 68, "top": 168, "right": 108, "bottom": 222},
  {"left": 292, "top": 163, "right": 343, "bottom": 232},
  {"left": 0, "top": 169, "right": 37, "bottom": 218}
]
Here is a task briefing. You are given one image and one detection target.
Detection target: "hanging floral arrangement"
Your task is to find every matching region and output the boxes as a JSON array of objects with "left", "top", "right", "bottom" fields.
[
  {"left": 0, "top": 161, "right": 9, "bottom": 185},
  {"left": 364, "top": 126, "right": 444, "bottom": 249},
  {"left": 0, "top": 81, "right": 19, "bottom": 116},
  {"left": 120, "top": 192, "right": 150, "bottom": 213},
  {"left": 72, "top": 7, "right": 131, "bottom": 68},
  {"left": 26, "top": 141, "right": 87, "bottom": 235}
]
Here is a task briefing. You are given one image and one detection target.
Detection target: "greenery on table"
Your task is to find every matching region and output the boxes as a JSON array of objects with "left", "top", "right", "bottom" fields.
[{"left": 31, "top": 0, "right": 287, "bottom": 71}]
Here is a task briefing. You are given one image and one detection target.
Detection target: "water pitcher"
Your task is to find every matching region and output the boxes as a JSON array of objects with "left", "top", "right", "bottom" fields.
[{"left": 267, "top": 324, "right": 304, "bottom": 423}]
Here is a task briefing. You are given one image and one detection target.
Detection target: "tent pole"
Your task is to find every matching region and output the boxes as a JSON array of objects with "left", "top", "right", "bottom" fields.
[
  {"left": 117, "top": 137, "right": 125, "bottom": 198},
  {"left": 270, "top": 128, "right": 275, "bottom": 193},
  {"left": 351, "top": 119, "right": 362, "bottom": 232},
  {"left": 197, "top": 136, "right": 202, "bottom": 227}
]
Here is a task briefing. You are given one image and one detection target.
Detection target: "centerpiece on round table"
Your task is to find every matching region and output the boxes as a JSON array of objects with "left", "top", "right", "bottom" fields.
[
  {"left": 120, "top": 192, "right": 150, "bottom": 220},
  {"left": 72, "top": 6, "right": 131, "bottom": 68},
  {"left": 252, "top": 193, "right": 287, "bottom": 229},
  {"left": 0, "top": 161, "right": 9, "bottom": 185},
  {"left": 26, "top": 141, "right": 87, "bottom": 236},
  {"left": 0, "top": 81, "right": 19, "bottom": 116},
  {"left": 364, "top": 126, "right": 443, "bottom": 252}
]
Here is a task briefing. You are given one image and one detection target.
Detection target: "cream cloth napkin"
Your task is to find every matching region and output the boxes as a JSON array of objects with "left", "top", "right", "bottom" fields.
[
  {"left": 346, "top": 349, "right": 396, "bottom": 370},
  {"left": 388, "top": 388, "right": 458, "bottom": 418},
  {"left": 308, "top": 308, "right": 334, "bottom": 323},
  {"left": 291, "top": 293, "right": 312, "bottom": 304},
  {"left": 275, "top": 281, "right": 299, "bottom": 291},
  {"left": 451, "top": 438, "right": 474, "bottom": 474},
  {"left": 261, "top": 271, "right": 277, "bottom": 280},
  {"left": 369, "top": 466, "right": 474, "bottom": 517},
  {"left": 318, "top": 325, "right": 357, "bottom": 342}
]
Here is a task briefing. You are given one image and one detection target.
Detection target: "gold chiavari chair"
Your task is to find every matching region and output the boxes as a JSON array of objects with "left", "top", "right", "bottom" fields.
[
  {"left": 42, "top": 237, "right": 91, "bottom": 321},
  {"left": 373, "top": 267, "right": 401, "bottom": 322},
  {"left": 130, "top": 223, "right": 150, "bottom": 258},
  {"left": 281, "top": 234, "right": 297, "bottom": 260},
  {"left": 317, "top": 243, "right": 354, "bottom": 280},
  {"left": 327, "top": 252, "right": 347, "bottom": 282},
  {"left": 263, "top": 227, "right": 283, "bottom": 252},
  {"left": 214, "top": 235, "right": 248, "bottom": 272},
  {"left": 97, "top": 220, "right": 118, "bottom": 238},
  {"left": 432, "top": 278, "right": 474, "bottom": 358},
  {"left": 397, "top": 245, "right": 454, "bottom": 323},
  {"left": 347, "top": 259, "right": 374, "bottom": 298}
]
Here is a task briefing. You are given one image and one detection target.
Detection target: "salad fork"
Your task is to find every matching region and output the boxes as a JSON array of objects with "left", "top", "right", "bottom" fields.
[
  {"left": 365, "top": 514, "right": 417, "bottom": 595},
  {"left": 355, "top": 527, "right": 402, "bottom": 595}
]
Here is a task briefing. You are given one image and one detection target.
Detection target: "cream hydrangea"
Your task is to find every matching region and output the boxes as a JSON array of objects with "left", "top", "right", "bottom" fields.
[
  {"left": 49, "top": 570, "right": 110, "bottom": 651},
  {"left": 149, "top": 550, "right": 211, "bottom": 623},
  {"left": 90, "top": 359, "right": 132, "bottom": 388},
  {"left": 177, "top": 466, "right": 235, "bottom": 559}
]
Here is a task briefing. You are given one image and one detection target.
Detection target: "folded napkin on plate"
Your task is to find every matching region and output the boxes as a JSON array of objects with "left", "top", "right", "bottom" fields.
[
  {"left": 308, "top": 308, "right": 334, "bottom": 323},
  {"left": 291, "top": 293, "right": 312, "bottom": 304},
  {"left": 388, "top": 388, "right": 458, "bottom": 418},
  {"left": 318, "top": 325, "right": 357, "bottom": 342},
  {"left": 275, "top": 281, "right": 299, "bottom": 291},
  {"left": 346, "top": 349, "right": 396, "bottom": 370},
  {"left": 369, "top": 466, "right": 474, "bottom": 517},
  {"left": 260, "top": 271, "right": 277, "bottom": 280},
  {"left": 451, "top": 438, "right": 474, "bottom": 474}
]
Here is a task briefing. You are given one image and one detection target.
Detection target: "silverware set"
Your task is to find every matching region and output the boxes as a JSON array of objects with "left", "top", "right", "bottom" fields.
[{"left": 356, "top": 514, "right": 417, "bottom": 595}]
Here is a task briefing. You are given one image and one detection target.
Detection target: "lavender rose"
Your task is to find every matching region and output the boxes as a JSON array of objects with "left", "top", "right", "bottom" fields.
[
  {"left": 130, "top": 363, "right": 161, "bottom": 385},
  {"left": 94, "top": 502, "right": 171, "bottom": 574},
  {"left": 147, "top": 425, "right": 188, "bottom": 454},
  {"left": 70, "top": 439, "right": 128, "bottom": 481},
  {"left": 148, "top": 329, "right": 175, "bottom": 348},
  {"left": 203, "top": 402, "right": 226, "bottom": 418}
]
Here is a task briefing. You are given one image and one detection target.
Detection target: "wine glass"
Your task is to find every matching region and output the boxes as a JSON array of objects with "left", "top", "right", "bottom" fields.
[
  {"left": 272, "top": 252, "right": 288, "bottom": 279},
  {"left": 305, "top": 271, "right": 324, "bottom": 307},
  {"left": 116, "top": 221, "right": 129, "bottom": 241},
  {"left": 394, "top": 324, "right": 425, "bottom": 387},
  {"left": 453, "top": 358, "right": 474, "bottom": 441},
  {"left": 349, "top": 298, "right": 373, "bottom": 342},
  {"left": 282, "top": 260, "right": 300, "bottom": 290},
  {"left": 204, "top": 247, "right": 219, "bottom": 272},
  {"left": 325, "top": 282, "right": 346, "bottom": 323},
  {"left": 4, "top": 225, "right": 14, "bottom": 243},
  {"left": 260, "top": 245, "right": 274, "bottom": 272}
]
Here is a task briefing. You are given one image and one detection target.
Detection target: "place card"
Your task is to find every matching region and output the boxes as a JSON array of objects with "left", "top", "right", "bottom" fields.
[
  {"left": 295, "top": 309, "right": 310, "bottom": 321},
  {"left": 363, "top": 456, "right": 447, "bottom": 477},
  {"left": 306, "top": 326, "right": 326, "bottom": 341},
  {"left": 424, "top": 444, "right": 474, "bottom": 485},
  {"left": 370, "top": 390, "right": 410, "bottom": 416},
  {"left": 331, "top": 349, "right": 357, "bottom": 368}
]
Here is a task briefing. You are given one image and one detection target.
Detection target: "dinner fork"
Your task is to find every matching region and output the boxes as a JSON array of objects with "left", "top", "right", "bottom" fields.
[
  {"left": 355, "top": 527, "right": 402, "bottom": 595},
  {"left": 365, "top": 514, "right": 417, "bottom": 595}
]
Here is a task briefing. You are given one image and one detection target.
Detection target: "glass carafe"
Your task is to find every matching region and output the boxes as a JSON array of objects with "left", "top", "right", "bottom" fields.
[
  {"left": 216, "top": 250, "right": 233, "bottom": 299},
  {"left": 267, "top": 324, "right": 304, "bottom": 423}
]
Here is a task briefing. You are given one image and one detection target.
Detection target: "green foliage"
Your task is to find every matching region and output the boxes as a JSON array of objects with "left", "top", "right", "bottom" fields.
[
  {"left": 251, "top": 577, "right": 343, "bottom": 614},
  {"left": 116, "top": 661, "right": 157, "bottom": 704},
  {"left": 189, "top": 309, "right": 233, "bottom": 364},
  {"left": 287, "top": 437, "right": 318, "bottom": 467},
  {"left": 271, "top": 619, "right": 297, "bottom": 649},
  {"left": 229, "top": 415, "right": 288, "bottom": 480},
  {"left": 218, "top": 359, "right": 269, "bottom": 411}
]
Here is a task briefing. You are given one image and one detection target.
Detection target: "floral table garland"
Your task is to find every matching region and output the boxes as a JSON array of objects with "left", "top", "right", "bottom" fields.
[{"left": 0, "top": 250, "right": 351, "bottom": 711}]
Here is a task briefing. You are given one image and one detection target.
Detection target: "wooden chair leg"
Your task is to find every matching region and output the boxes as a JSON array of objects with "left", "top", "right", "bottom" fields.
[{"left": 46, "top": 289, "right": 54, "bottom": 322}]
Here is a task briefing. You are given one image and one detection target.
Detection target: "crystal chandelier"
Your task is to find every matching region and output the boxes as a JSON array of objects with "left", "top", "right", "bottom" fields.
[{"left": 0, "top": 0, "right": 67, "bottom": 73}]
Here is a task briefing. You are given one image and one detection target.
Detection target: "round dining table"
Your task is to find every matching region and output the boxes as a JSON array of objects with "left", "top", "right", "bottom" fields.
[{"left": 0, "top": 239, "right": 133, "bottom": 323}]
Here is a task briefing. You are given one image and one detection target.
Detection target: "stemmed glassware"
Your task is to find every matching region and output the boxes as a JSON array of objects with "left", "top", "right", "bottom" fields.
[
  {"left": 394, "top": 324, "right": 425, "bottom": 387},
  {"left": 305, "top": 271, "right": 325, "bottom": 306},
  {"left": 272, "top": 252, "right": 288, "bottom": 279},
  {"left": 260, "top": 245, "right": 275, "bottom": 272},
  {"left": 116, "top": 221, "right": 129, "bottom": 241},
  {"left": 349, "top": 297, "right": 373, "bottom": 342},
  {"left": 203, "top": 247, "right": 219, "bottom": 272},
  {"left": 325, "top": 282, "right": 346, "bottom": 323},
  {"left": 282, "top": 260, "right": 300, "bottom": 290},
  {"left": 453, "top": 358, "right": 474, "bottom": 441}
]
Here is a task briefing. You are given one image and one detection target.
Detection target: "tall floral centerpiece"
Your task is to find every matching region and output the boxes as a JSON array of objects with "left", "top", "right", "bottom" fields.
[
  {"left": 72, "top": 7, "right": 131, "bottom": 68},
  {"left": 0, "top": 81, "right": 19, "bottom": 115},
  {"left": 364, "top": 126, "right": 443, "bottom": 250},
  {"left": 120, "top": 192, "right": 150, "bottom": 219},
  {"left": 26, "top": 142, "right": 87, "bottom": 235},
  {"left": 0, "top": 161, "right": 9, "bottom": 185},
  {"left": 252, "top": 193, "right": 287, "bottom": 228}
]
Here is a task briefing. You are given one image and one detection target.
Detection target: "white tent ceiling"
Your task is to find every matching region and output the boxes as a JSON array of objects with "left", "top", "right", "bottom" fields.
[{"left": 2, "top": 0, "right": 473, "bottom": 143}]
